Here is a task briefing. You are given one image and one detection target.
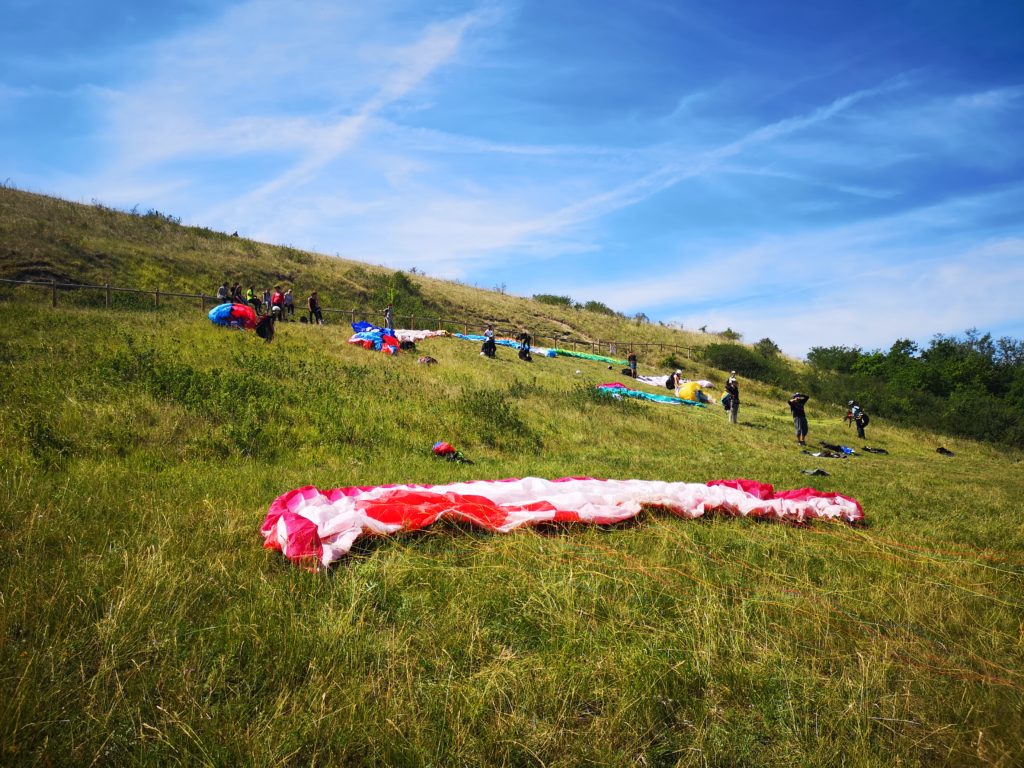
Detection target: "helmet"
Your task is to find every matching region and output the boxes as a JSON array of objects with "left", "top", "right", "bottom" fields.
[{"left": 848, "top": 400, "right": 854, "bottom": 406}]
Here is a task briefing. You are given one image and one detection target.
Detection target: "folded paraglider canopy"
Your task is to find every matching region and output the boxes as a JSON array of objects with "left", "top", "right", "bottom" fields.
[
  {"left": 348, "top": 321, "right": 400, "bottom": 355},
  {"left": 208, "top": 302, "right": 258, "bottom": 329}
]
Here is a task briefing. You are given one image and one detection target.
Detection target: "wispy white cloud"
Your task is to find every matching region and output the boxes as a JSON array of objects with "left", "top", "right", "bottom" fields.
[
  {"left": 504, "top": 78, "right": 914, "bottom": 238},
  {"left": 11, "top": 0, "right": 1022, "bottom": 359},
  {"left": 685, "top": 238, "right": 1024, "bottom": 357},
  {"left": 569, "top": 187, "right": 1024, "bottom": 356},
  {"left": 719, "top": 164, "right": 900, "bottom": 200},
  {"left": 94, "top": 2, "right": 494, "bottom": 173}
]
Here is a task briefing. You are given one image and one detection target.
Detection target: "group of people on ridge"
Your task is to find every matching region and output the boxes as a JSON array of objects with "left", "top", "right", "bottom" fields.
[
  {"left": 789, "top": 392, "right": 872, "bottom": 446},
  {"left": 656, "top": 362, "right": 869, "bottom": 447},
  {"left": 478, "top": 323, "right": 533, "bottom": 362},
  {"left": 216, "top": 281, "right": 326, "bottom": 325}
]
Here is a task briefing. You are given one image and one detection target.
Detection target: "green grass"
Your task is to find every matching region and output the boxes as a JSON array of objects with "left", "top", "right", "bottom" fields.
[
  {"left": 0, "top": 186, "right": 712, "bottom": 354},
  {"left": 2, "top": 301, "right": 1023, "bottom": 766}
]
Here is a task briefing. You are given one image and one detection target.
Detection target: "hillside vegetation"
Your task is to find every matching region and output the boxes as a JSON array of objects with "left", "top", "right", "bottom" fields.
[
  {"left": 0, "top": 186, "right": 708, "bottom": 352},
  {"left": 1, "top": 187, "right": 1023, "bottom": 766},
  {"left": 5, "top": 186, "right": 1021, "bottom": 450}
]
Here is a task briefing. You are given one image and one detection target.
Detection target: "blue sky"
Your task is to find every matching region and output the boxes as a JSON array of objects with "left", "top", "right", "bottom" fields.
[{"left": 3, "top": 0, "right": 1023, "bottom": 356}]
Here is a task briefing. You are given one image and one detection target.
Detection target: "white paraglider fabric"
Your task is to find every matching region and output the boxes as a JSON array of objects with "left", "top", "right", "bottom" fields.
[{"left": 262, "top": 477, "right": 864, "bottom": 568}]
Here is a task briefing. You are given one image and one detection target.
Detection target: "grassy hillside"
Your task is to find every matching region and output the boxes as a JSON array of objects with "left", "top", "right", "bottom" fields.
[
  {"left": 2, "top": 299, "right": 1023, "bottom": 766},
  {"left": 0, "top": 186, "right": 710, "bottom": 352}
]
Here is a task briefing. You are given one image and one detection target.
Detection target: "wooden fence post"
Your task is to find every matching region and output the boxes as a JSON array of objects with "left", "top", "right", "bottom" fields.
[
  {"left": 155, "top": 288, "right": 160, "bottom": 308},
  {"left": 199, "top": 294, "right": 206, "bottom": 310},
  {"left": 105, "top": 283, "right": 111, "bottom": 308},
  {"left": 410, "top": 315, "right": 416, "bottom": 330}
]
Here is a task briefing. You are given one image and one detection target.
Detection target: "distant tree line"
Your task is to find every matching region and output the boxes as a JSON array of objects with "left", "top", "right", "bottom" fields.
[
  {"left": 805, "top": 330, "right": 1024, "bottom": 447},
  {"left": 704, "top": 329, "right": 1024, "bottom": 447}
]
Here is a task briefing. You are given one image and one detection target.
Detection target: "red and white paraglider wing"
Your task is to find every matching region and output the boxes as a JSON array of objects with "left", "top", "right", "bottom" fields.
[{"left": 261, "top": 477, "right": 864, "bottom": 569}]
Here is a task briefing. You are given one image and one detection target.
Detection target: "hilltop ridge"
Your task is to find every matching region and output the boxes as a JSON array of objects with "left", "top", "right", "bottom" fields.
[{"left": 0, "top": 185, "right": 718, "bottom": 353}]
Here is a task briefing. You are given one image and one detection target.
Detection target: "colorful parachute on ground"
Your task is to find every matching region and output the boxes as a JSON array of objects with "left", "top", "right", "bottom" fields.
[
  {"left": 553, "top": 348, "right": 627, "bottom": 366},
  {"left": 395, "top": 329, "right": 450, "bottom": 342},
  {"left": 677, "top": 380, "right": 712, "bottom": 403},
  {"left": 348, "top": 322, "right": 399, "bottom": 355},
  {"left": 596, "top": 382, "right": 704, "bottom": 406},
  {"left": 454, "top": 334, "right": 557, "bottom": 357},
  {"left": 636, "top": 375, "right": 714, "bottom": 390},
  {"left": 262, "top": 477, "right": 864, "bottom": 568},
  {"left": 432, "top": 440, "right": 473, "bottom": 464},
  {"left": 208, "top": 302, "right": 258, "bottom": 329}
]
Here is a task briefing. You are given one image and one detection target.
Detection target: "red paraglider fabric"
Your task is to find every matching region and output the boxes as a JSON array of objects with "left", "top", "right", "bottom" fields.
[{"left": 261, "top": 477, "right": 864, "bottom": 568}]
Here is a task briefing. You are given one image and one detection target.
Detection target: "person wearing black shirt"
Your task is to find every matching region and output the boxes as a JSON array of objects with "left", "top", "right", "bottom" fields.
[
  {"left": 788, "top": 392, "right": 810, "bottom": 446},
  {"left": 725, "top": 372, "right": 740, "bottom": 424}
]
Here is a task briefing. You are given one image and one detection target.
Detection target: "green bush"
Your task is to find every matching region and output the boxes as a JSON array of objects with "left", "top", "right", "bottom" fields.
[
  {"left": 457, "top": 387, "right": 542, "bottom": 452},
  {"left": 703, "top": 343, "right": 788, "bottom": 386},
  {"left": 581, "top": 300, "right": 620, "bottom": 316},
  {"left": 658, "top": 353, "right": 685, "bottom": 371},
  {"left": 753, "top": 338, "right": 781, "bottom": 357},
  {"left": 532, "top": 294, "right": 574, "bottom": 307}
]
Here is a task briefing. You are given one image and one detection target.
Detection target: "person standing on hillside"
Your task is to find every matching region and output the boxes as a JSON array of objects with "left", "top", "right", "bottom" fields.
[
  {"left": 627, "top": 352, "right": 638, "bottom": 378},
  {"left": 216, "top": 282, "right": 229, "bottom": 304},
  {"left": 307, "top": 290, "right": 323, "bottom": 325},
  {"left": 382, "top": 303, "right": 394, "bottom": 331},
  {"left": 846, "top": 400, "right": 869, "bottom": 439},
  {"left": 271, "top": 285, "right": 285, "bottom": 320},
  {"left": 263, "top": 287, "right": 272, "bottom": 312},
  {"left": 284, "top": 288, "right": 294, "bottom": 319},
  {"left": 247, "top": 285, "right": 261, "bottom": 315},
  {"left": 725, "top": 371, "right": 740, "bottom": 424},
  {"left": 788, "top": 392, "right": 810, "bottom": 446}
]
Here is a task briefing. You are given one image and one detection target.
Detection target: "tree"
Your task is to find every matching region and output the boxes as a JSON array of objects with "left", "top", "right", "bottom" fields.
[
  {"left": 807, "top": 345, "right": 863, "bottom": 373},
  {"left": 581, "top": 300, "right": 619, "bottom": 316},
  {"left": 753, "top": 338, "right": 781, "bottom": 357}
]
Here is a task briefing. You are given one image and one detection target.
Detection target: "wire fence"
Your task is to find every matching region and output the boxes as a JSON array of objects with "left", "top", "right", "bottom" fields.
[{"left": 0, "top": 277, "right": 695, "bottom": 360}]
